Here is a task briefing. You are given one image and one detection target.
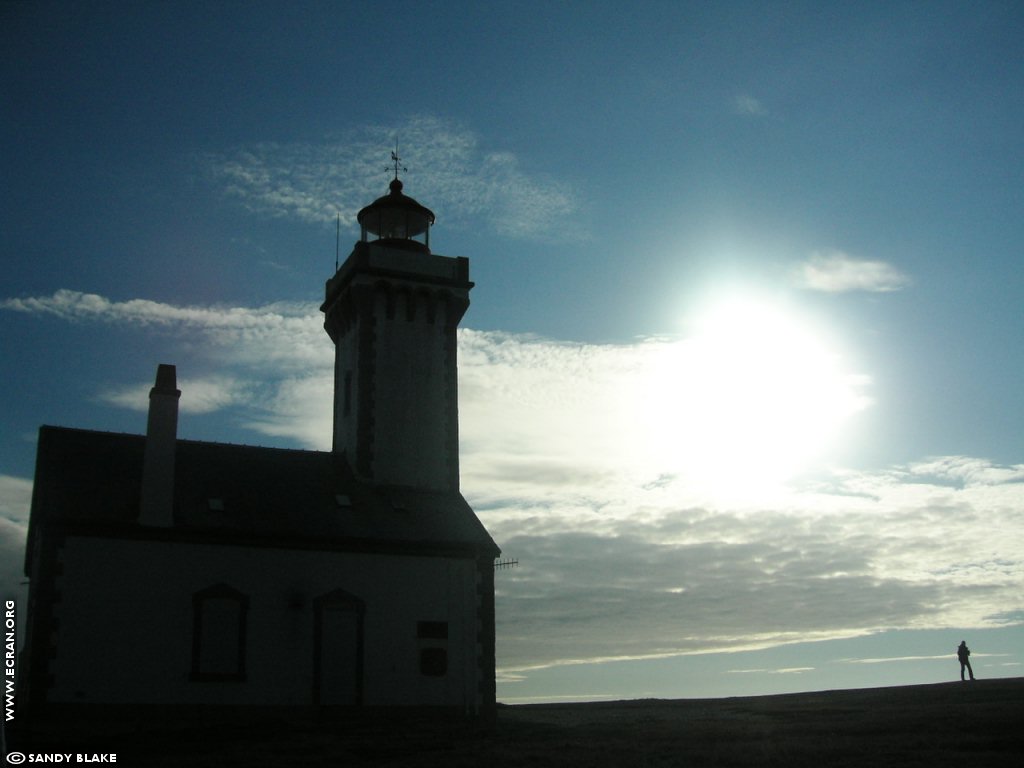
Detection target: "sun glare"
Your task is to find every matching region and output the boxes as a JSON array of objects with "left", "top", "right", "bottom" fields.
[{"left": 635, "top": 294, "right": 869, "bottom": 502}]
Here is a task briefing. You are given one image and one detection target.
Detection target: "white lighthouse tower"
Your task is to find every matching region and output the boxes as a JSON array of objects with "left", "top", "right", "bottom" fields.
[{"left": 321, "top": 168, "right": 472, "bottom": 491}]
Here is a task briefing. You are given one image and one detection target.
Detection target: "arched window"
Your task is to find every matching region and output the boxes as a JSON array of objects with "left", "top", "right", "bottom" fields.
[{"left": 190, "top": 583, "right": 248, "bottom": 682}]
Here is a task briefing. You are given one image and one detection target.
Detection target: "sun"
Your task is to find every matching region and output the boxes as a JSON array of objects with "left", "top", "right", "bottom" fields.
[{"left": 634, "top": 293, "right": 869, "bottom": 501}]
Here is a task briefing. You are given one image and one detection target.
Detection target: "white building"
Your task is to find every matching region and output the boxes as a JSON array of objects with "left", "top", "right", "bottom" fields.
[{"left": 20, "top": 176, "right": 500, "bottom": 722}]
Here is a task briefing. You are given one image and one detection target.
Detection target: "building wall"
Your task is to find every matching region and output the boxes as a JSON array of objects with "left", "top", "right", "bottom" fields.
[{"left": 44, "top": 535, "right": 483, "bottom": 712}]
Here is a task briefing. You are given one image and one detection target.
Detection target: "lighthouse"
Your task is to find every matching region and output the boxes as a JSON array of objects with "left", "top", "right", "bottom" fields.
[{"left": 322, "top": 171, "right": 472, "bottom": 491}]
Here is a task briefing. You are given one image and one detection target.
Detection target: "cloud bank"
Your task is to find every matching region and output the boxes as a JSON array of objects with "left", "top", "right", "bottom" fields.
[
  {"left": 205, "top": 115, "right": 581, "bottom": 239},
  {"left": 3, "top": 290, "right": 1022, "bottom": 679}
]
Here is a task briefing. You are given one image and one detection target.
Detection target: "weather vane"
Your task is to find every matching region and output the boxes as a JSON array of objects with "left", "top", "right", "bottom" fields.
[{"left": 388, "top": 143, "right": 407, "bottom": 181}]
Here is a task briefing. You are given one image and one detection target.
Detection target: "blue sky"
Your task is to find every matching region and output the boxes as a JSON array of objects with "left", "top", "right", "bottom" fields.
[{"left": 2, "top": 0, "right": 1023, "bottom": 702}]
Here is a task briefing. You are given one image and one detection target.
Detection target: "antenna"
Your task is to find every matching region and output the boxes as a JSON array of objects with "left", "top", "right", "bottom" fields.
[
  {"left": 335, "top": 213, "right": 340, "bottom": 271},
  {"left": 494, "top": 558, "right": 519, "bottom": 571}
]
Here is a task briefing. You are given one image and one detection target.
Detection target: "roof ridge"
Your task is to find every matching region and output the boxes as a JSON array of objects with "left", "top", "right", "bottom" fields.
[
  {"left": 176, "top": 436, "right": 327, "bottom": 455},
  {"left": 40, "top": 425, "right": 327, "bottom": 455}
]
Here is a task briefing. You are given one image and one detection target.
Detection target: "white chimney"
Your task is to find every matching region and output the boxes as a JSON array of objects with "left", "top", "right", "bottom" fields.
[{"left": 139, "top": 364, "right": 180, "bottom": 527}]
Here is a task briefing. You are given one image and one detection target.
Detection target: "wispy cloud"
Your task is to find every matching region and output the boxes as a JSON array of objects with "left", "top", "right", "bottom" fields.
[
  {"left": 1, "top": 288, "right": 332, "bottom": 445},
  {"left": 99, "top": 375, "right": 254, "bottom": 415},
  {"left": 840, "top": 654, "right": 972, "bottom": 664},
  {"left": 839, "top": 659, "right": 950, "bottom": 663},
  {"left": 3, "top": 289, "right": 1023, "bottom": 681},
  {"left": 204, "top": 115, "right": 582, "bottom": 239},
  {"left": 796, "top": 251, "right": 911, "bottom": 293},
  {"left": 734, "top": 94, "right": 768, "bottom": 117},
  {"left": 0, "top": 289, "right": 325, "bottom": 368}
]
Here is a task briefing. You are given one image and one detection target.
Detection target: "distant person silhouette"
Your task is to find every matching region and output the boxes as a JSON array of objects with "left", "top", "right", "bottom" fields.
[{"left": 957, "top": 640, "right": 975, "bottom": 681}]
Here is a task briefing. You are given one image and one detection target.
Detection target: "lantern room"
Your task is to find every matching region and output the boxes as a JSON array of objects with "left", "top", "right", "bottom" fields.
[{"left": 356, "top": 178, "right": 435, "bottom": 253}]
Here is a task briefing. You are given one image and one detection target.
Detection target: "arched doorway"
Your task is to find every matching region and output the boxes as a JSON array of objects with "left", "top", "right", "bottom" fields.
[{"left": 312, "top": 588, "right": 365, "bottom": 706}]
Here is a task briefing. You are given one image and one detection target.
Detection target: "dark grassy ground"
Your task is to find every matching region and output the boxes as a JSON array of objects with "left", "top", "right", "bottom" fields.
[{"left": 9, "top": 678, "right": 1023, "bottom": 767}]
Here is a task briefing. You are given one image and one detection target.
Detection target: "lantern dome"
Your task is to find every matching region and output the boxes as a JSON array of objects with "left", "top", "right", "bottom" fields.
[{"left": 356, "top": 179, "right": 435, "bottom": 253}]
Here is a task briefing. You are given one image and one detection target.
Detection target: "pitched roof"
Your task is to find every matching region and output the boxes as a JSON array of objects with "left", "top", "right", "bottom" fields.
[{"left": 29, "top": 426, "right": 499, "bottom": 563}]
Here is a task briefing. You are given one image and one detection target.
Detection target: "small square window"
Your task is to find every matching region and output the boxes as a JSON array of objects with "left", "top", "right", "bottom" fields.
[{"left": 207, "top": 498, "right": 225, "bottom": 512}]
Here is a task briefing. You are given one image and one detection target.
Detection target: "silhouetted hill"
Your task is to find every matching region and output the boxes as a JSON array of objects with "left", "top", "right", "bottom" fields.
[{"left": 9, "top": 678, "right": 1023, "bottom": 766}]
